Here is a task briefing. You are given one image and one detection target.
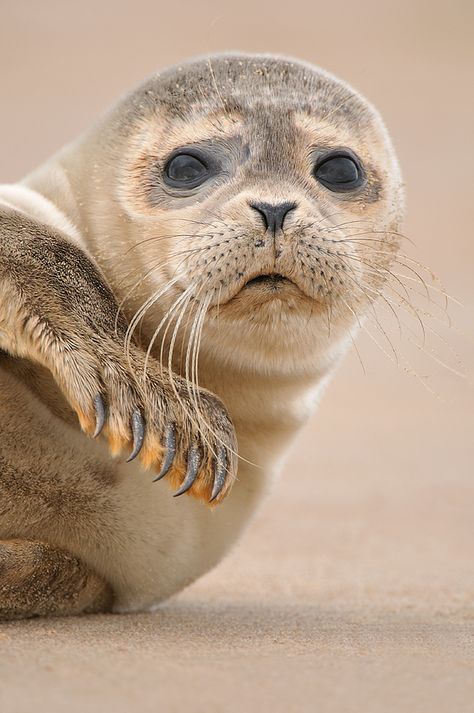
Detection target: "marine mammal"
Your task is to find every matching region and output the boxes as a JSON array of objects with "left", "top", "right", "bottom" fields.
[{"left": 0, "top": 53, "right": 404, "bottom": 617}]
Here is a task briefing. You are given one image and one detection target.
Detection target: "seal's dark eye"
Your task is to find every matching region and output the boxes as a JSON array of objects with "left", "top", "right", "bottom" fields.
[
  {"left": 164, "top": 153, "right": 209, "bottom": 188},
  {"left": 314, "top": 152, "right": 364, "bottom": 192}
]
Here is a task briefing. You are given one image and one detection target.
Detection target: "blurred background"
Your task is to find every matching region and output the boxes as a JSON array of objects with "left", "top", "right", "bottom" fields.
[{"left": 1, "top": 1, "right": 473, "bottom": 711}]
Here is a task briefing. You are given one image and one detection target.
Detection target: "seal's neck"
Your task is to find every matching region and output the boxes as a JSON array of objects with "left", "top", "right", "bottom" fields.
[{"left": 195, "top": 346, "right": 336, "bottom": 476}]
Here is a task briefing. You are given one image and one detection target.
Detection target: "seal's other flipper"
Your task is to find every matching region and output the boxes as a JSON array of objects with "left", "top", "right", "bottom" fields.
[{"left": 0, "top": 540, "right": 113, "bottom": 619}]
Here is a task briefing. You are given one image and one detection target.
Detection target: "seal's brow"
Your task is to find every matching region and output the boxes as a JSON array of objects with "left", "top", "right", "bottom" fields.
[
  {"left": 292, "top": 111, "right": 368, "bottom": 151},
  {"left": 143, "top": 110, "right": 244, "bottom": 153}
]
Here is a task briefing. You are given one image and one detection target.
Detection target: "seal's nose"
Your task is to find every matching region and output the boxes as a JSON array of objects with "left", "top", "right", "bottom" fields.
[{"left": 249, "top": 201, "right": 297, "bottom": 234}]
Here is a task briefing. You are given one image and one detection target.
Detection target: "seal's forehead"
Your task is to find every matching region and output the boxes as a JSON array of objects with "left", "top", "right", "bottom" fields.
[{"left": 131, "top": 54, "right": 379, "bottom": 134}]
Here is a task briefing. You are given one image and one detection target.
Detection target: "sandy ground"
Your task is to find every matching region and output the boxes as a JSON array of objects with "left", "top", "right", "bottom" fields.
[{"left": 1, "top": 1, "right": 473, "bottom": 711}]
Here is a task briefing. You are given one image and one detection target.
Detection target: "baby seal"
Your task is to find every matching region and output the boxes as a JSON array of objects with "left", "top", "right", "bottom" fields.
[{"left": 0, "top": 53, "right": 403, "bottom": 617}]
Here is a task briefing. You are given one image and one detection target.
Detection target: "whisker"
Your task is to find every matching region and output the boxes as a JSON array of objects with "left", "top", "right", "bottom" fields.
[
  {"left": 314, "top": 246, "right": 403, "bottom": 358},
  {"left": 145, "top": 283, "right": 197, "bottom": 379},
  {"left": 325, "top": 226, "right": 417, "bottom": 248},
  {"left": 118, "top": 233, "right": 239, "bottom": 351},
  {"left": 114, "top": 246, "right": 209, "bottom": 336}
]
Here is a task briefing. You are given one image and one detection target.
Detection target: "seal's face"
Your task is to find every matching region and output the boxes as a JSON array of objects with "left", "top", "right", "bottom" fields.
[{"left": 119, "top": 55, "right": 404, "bottom": 366}]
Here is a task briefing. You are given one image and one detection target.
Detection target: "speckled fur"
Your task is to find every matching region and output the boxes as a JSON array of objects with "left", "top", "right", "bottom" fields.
[{"left": 0, "top": 53, "right": 404, "bottom": 618}]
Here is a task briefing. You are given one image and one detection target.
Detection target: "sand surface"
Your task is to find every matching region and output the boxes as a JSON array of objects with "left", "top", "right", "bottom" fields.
[{"left": 1, "top": 1, "right": 473, "bottom": 711}]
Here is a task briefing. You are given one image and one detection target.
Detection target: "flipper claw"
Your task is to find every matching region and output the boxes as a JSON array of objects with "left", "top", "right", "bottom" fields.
[
  {"left": 210, "top": 446, "right": 228, "bottom": 501},
  {"left": 153, "top": 424, "right": 177, "bottom": 482},
  {"left": 173, "top": 445, "right": 201, "bottom": 497},
  {"left": 126, "top": 410, "right": 145, "bottom": 462},
  {"left": 93, "top": 394, "right": 106, "bottom": 438}
]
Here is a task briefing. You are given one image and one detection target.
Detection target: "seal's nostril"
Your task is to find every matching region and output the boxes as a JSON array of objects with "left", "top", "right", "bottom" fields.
[{"left": 249, "top": 201, "right": 297, "bottom": 234}]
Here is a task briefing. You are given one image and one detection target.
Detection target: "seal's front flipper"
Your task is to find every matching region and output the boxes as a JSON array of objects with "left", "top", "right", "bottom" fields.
[
  {"left": 0, "top": 540, "right": 113, "bottom": 619},
  {"left": 0, "top": 207, "right": 238, "bottom": 506}
]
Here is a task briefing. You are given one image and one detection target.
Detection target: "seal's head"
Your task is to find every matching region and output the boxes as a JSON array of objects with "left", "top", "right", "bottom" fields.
[{"left": 91, "top": 53, "right": 404, "bottom": 373}]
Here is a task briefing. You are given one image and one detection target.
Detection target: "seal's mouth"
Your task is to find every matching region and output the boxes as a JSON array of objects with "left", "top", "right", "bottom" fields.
[
  {"left": 217, "top": 271, "right": 311, "bottom": 310},
  {"left": 243, "top": 273, "right": 295, "bottom": 289}
]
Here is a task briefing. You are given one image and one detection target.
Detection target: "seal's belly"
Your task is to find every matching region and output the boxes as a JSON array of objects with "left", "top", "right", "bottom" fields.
[{"left": 85, "top": 460, "right": 257, "bottom": 611}]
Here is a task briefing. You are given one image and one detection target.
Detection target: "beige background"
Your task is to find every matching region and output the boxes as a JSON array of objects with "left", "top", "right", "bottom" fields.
[{"left": 1, "top": 1, "right": 473, "bottom": 711}]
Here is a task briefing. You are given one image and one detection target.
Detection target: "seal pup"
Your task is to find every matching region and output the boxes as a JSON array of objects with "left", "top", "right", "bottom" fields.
[{"left": 0, "top": 53, "right": 404, "bottom": 618}]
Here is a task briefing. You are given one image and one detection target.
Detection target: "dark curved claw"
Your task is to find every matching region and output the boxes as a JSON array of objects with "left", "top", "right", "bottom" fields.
[
  {"left": 93, "top": 394, "right": 106, "bottom": 438},
  {"left": 173, "top": 446, "right": 201, "bottom": 497},
  {"left": 210, "top": 445, "right": 228, "bottom": 502},
  {"left": 126, "top": 410, "right": 145, "bottom": 462},
  {"left": 153, "top": 424, "right": 177, "bottom": 482}
]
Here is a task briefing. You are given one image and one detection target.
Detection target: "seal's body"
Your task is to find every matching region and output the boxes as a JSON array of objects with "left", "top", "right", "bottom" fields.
[{"left": 0, "top": 54, "right": 403, "bottom": 617}]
